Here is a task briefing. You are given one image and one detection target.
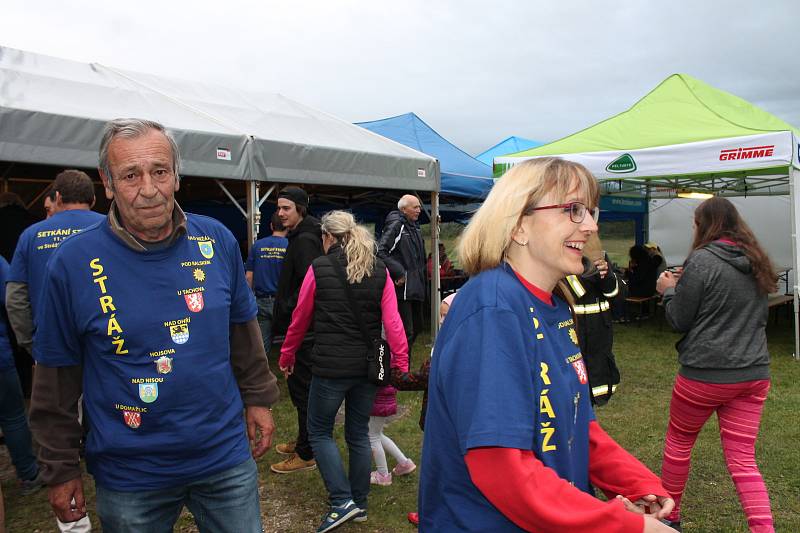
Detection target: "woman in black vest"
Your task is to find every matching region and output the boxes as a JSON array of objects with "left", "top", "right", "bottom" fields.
[{"left": 279, "top": 210, "right": 409, "bottom": 533}]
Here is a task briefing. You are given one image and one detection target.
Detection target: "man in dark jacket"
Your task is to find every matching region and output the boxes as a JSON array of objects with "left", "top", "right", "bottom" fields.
[
  {"left": 377, "top": 194, "right": 426, "bottom": 357},
  {"left": 271, "top": 186, "right": 323, "bottom": 474}
]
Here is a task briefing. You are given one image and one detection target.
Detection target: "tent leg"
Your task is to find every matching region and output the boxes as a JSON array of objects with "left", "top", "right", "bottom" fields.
[
  {"left": 247, "top": 180, "right": 259, "bottom": 245},
  {"left": 431, "top": 192, "right": 440, "bottom": 342},
  {"left": 790, "top": 167, "right": 800, "bottom": 360}
]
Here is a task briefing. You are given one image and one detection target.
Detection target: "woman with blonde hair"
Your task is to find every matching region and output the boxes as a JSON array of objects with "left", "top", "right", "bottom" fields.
[
  {"left": 419, "top": 158, "right": 676, "bottom": 532},
  {"left": 656, "top": 197, "right": 776, "bottom": 532},
  {"left": 279, "top": 210, "right": 409, "bottom": 533}
]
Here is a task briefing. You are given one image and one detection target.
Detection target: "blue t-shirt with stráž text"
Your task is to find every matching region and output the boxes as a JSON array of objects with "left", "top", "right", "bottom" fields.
[
  {"left": 245, "top": 235, "right": 288, "bottom": 296},
  {"left": 419, "top": 264, "right": 596, "bottom": 532},
  {"left": 8, "top": 209, "right": 105, "bottom": 324},
  {"left": 34, "top": 214, "right": 257, "bottom": 491}
]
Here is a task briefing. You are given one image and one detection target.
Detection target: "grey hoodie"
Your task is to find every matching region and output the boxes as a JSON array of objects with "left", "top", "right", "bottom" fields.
[{"left": 662, "top": 241, "right": 770, "bottom": 383}]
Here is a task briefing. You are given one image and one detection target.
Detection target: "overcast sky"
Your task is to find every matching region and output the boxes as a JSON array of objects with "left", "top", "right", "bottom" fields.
[{"left": 3, "top": 0, "right": 798, "bottom": 155}]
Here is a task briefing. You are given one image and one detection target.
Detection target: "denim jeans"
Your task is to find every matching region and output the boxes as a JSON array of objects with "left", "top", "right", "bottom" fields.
[
  {"left": 307, "top": 375, "right": 376, "bottom": 509},
  {"left": 0, "top": 367, "right": 38, "bottom": 481},
  {"left": 256, "top": 296, "right": 275, "bottom": 356},
  {"left": 95, "top": 457, "right": 262, "bottom": 533}
]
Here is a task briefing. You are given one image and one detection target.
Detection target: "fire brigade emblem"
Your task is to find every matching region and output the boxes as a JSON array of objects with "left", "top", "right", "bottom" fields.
[
  {"left": 184, "top": 292, "right": 204, "bottom": 313},
  {"left": 568, "top": 327, "right": 579, "bottom": 345},
  {"left": 139, "top": 383, "right": 159, "bottom": 403},
  {"left": 170, "top": 324, "right": 189, "bottom": 344},
  {"left": 156, "top": 356, "right": 173, "bottom": 374},
  {"left": 571, "top": 359, "right": 588, "bottom": 385},
  {"left": 198, "top": 240, "right": 214, "bottom": 259},
  {"left": 123, "top": 411, "right": 141, "bottom": 429}
]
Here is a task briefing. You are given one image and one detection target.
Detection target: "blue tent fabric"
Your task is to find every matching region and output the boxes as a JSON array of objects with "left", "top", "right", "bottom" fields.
[
  {"left": 475, "top": 136, "right": 542, "bottom": 166},
  {"left": 356, "top": 113, "right": 494, "bottom": 199}
]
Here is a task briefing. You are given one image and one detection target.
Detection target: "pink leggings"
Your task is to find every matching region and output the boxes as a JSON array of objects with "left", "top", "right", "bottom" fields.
[{"left": 661, "top": 374, "right": 773, "bottom": 532}]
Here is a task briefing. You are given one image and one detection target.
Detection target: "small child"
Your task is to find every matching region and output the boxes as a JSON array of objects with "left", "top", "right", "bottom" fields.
[{"left": 368, "top": 383, "right": 416, "bottom": 485}]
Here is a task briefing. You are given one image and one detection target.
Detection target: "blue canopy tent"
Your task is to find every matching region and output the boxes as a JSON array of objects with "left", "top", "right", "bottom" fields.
[
  {"left": 356, "top": 113, "right": 494, "bottom": 200},
  {"left": 475, "top": 136, "right": 542, "bottom": 166}
]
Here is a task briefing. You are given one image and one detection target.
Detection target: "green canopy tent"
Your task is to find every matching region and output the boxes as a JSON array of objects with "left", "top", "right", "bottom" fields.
[{"left": 494, "top": 73, "right": 800, "bottom": 358}]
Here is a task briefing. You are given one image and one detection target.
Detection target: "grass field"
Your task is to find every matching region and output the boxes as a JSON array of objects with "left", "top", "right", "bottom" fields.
[{"left": 3, "top": 313, "right": 799, "bottom": 532}]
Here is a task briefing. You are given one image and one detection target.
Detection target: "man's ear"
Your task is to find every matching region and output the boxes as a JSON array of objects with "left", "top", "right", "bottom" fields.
[
  {"left": 99, "top": 169, "right": 114, "bottom": 200},
  {"left": 54, "top": 191, "right": 63, "bottom": 207}
]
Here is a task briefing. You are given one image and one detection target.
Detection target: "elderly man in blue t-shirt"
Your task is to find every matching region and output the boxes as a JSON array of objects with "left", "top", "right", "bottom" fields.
[{"left": 29, "top": 118, "right": 280, "bottom": 532}]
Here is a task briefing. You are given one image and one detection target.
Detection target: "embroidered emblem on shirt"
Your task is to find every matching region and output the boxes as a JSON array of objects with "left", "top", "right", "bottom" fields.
[
  {"left": 184, "top": 292, "right": 204, "bottom": 313},
  {"left": 170, "top": 324, "right": 190, "bottom": 344},
  {"left": 193, "top": 268, "right": 206, "bottom": 283},
  {"left": 156, "top": 356, "right": 173, "bottom": 374},
  {"left": 568, "top": 327, "right": 579, "bottom": 345},
  {"left": 198, "top": 240, "right": 214, "bottom": 259},
  {"left": 139, "top": 383, "right": 159, "bottom": 403},
  {"left": 531, "top": 315, "right": 544, "bottom": 340},
  {"left": 123, "top": 411, "right": 141, "bottom": 429},
  {"left": 571, "top": 359, "right": 588, "bottom": 384}
]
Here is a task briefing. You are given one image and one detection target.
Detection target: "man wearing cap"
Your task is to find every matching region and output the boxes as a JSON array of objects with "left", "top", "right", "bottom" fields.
[
  {"left": 270, "top": 186, "right": 323, "bottom": 474},
  {"left": 28, "top": 118, "right": 279, "bottom": 532},
  {"left": 377, "top": 194, "right": 426, "bottom": 357}
]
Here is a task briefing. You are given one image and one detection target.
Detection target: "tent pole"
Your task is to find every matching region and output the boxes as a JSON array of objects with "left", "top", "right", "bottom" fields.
[
  {"left": 431, "top": 191, "right": 441, "bottom": 342},
  {"left": 790, "top": 167, "right": 799, "bottom": 360},
  {"left": 247, "top": 180, "right": 259, "bottom": 245}
]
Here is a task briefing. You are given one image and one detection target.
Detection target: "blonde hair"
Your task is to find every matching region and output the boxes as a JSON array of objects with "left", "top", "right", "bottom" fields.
[
  {"left": 458, "top": 158, "right": 599, "bottom": 276},
  {"left": 320, "top": 210, "right": 376, "bottom": 284}
]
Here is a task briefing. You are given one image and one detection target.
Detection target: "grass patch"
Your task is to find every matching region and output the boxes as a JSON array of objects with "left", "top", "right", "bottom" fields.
[{"left": 3, "top": 317, "right": 799, "bottom": 531}]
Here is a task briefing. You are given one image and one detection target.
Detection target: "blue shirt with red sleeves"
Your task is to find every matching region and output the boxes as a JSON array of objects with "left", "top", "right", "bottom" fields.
[
  {"left": 419, "top": 262, "right": 595, "bottom": 532},
  {"left": 8, "top": 209, "right": 105, "bottom": 322},
  {"left": 34, "top": 214, "right": 257, "bottom": 491}
]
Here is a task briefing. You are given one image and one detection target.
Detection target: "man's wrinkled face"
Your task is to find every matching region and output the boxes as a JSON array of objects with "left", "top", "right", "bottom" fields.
[
  {"left": 277, "top": 198, "right": 302, "bottom": 230},
  {"left": 101, "top": 130, "right": 178, "bottom": 242},
  {"left": 400, "top": 196, "right": 422, "bottom": 222}
]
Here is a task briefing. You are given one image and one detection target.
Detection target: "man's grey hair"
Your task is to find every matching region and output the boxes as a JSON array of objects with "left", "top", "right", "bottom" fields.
[
  {"left": 397, "top": 195, "right": 418, "bottom": 210},
  {"left": 99, "top": 118, "right": 181, "bottom": 184}
]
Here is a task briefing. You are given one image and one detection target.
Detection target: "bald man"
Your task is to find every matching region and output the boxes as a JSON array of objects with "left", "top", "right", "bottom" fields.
[{"left": 377, "top": 195, "right": 426, "bottom": 359}]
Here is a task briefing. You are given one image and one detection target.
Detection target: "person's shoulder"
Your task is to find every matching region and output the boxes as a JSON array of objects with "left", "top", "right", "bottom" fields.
[
  {"left": 448, "top": 267, "right": 521, "bottom": 316},
  {"left": 49, "top": 221, "right": 106, "bottom": 261},
  {"left": 186, "top": 213, "right": 236, "bottom": 243}
]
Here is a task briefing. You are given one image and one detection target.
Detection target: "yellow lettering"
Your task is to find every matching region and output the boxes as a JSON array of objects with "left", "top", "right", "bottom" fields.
[
  {"left": 540, "top": 424, "right": 557, "bottom": 451},
  {"left": 107, "top": 314, "right": 123, "bottom": 336},
  {"left": 94, "top": 275, "right": 109, "bottom": 295},
  {"left": 112, "top": 336, "right": 128, "bottom": 355},
  {"left": 539, "top": 362, "right": 551, "bottom": 385},
  {"left": 539, "top": 391, "right": 556, "bottom": 419},
  {"left": 99, "top": 295, "right": 115, "bottom": 313},
  {"left": 90, "top": 258, "right": 103, "bottom": 276}
]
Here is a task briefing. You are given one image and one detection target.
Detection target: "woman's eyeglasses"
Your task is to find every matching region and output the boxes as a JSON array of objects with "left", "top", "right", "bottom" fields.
[{"left": 529, "top": 202, "right": 599, "bottom": 224}]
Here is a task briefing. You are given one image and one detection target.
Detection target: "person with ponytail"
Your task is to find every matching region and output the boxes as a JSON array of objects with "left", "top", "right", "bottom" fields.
[
  {"left": 656, "top": 197, "right": 777, "bottom": 533},
  {"left": 279, "top": 210, "right": 409, "bottom": 533},
  {"left": 419, "top": 157, "right": 675, "bottom": 533}
]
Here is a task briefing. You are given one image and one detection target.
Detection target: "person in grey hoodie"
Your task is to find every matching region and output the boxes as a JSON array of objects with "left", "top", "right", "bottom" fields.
[{"left": 655, "top": 197, "right": 777, "bottom": 533}]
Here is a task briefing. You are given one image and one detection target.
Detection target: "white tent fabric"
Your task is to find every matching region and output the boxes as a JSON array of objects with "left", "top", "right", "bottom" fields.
[{"left": 0, "top": 46, "right": 439, "bottom": 191}]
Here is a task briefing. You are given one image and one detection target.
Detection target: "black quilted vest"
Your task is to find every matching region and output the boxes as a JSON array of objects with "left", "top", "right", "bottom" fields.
[{"left": 310, "top": 246, "right": 386, "bottom": 378}]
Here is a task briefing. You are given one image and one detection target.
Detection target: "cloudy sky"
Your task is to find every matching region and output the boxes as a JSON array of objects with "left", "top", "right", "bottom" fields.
[{"left": 2, "top": 0, "right": 798, "bottom": 155}]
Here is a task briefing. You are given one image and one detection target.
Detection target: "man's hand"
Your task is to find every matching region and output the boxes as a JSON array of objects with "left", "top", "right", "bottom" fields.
[
  {"left": 616, "top": 494, "right": 674, "bottom": 519},
  {"left": 394, "top": 275, "right": 406, "bottom": 286},
  {"left": 245, "top": 406, "right": 275, "bottom": 459},
  {"left": 48, "top": 477, "right": 87, "bottom": 523}
]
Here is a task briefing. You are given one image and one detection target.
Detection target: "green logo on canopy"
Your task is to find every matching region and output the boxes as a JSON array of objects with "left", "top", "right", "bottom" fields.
[{"left": 606, "top": 154, "right": 637, "bottom": 173}]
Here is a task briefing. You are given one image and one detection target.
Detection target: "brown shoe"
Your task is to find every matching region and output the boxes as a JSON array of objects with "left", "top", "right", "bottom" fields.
[
  {"left": 270, "top": 453, "right": 316, "bottom": 474},
  {"left": 275, "top": 441, "right": 296, "bottom": 455}
]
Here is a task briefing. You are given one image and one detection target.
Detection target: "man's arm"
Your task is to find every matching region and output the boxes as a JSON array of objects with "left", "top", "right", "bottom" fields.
[
  {"left": 245, "top": 271, "right": 254, "bottom": 288},
  {"left": 376, "top": 221, "right": 406, "bottom": 279},
  {"left": 229, "top": 319, "right": 280, "bottom": 407},
  {"left": 28, "top": 365, "right": 88, "bottom": 523},
  {"left": 5, "top": 281, "right": 34, "bottom": 353}
]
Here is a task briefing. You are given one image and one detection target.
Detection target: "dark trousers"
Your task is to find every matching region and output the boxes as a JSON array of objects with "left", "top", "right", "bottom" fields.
[
  {"left": 397, "top": 299, "right": 424, "bottom": 366},
  {"left": 287, "top": 342, "right": 314, "bottom": 461}
]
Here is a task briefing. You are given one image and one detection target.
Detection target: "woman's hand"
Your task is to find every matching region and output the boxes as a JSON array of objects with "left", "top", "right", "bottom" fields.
[
  {"left": 616, "top": 494, "right": 674, "bottom": 519},
  {"left": 656, "top": 271, "right": 678, "bottom": 295},
  {"left": 279, "top": 364, "right": 293, "bottom": 379},
  {"left": 594, "top": 258, "right": 609, "bottom": 279}
]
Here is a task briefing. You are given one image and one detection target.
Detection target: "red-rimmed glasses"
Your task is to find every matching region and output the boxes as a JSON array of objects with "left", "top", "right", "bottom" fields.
[{"left": 528, "top": 202, "right": 599, "bottom": 223}]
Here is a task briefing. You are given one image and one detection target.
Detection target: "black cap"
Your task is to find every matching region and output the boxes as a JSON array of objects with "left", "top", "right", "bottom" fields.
[{"left": 278, "top": 186, "right": 308, "bottom": 208}]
